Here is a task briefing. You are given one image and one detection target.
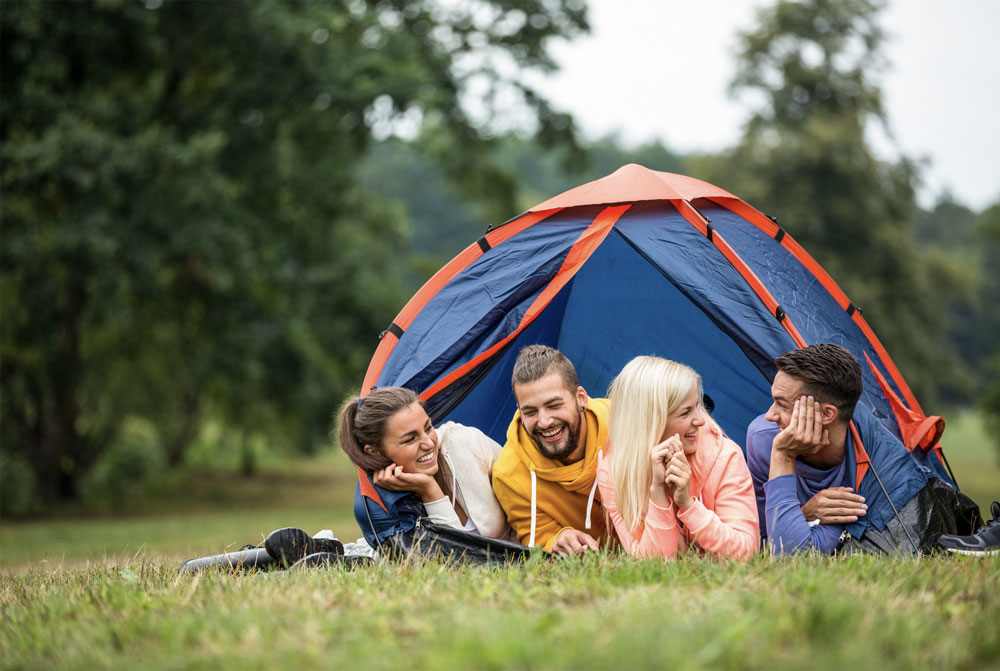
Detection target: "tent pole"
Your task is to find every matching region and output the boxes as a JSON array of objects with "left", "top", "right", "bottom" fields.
[{"left": 867, "top": 459, "right": 920, "bottom": 555}]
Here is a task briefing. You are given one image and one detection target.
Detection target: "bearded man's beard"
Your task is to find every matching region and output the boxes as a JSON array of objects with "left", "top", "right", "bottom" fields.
[{"left": 530, "top": 407, "right": 583, "bottom": 460}]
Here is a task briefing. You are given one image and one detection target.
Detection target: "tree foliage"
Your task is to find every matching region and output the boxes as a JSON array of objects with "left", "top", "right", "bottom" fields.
[
  {"left": 974, "top": 203, "right": 1000, "bottom": 460},
  {"left": 695, "top": 0, "right": 968, "bottom": 407},
  {"left": 0, "top": 0, "right": 588, "bottom": 503}
]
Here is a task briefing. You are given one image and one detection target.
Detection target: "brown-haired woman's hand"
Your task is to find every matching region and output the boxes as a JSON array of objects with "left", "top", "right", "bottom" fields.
[{"left": 373, "top": 464, "right": 444, "bottom": 502}]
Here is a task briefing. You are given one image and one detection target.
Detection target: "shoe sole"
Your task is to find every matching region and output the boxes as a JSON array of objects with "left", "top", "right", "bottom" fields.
[
  {"left": 945, "top": 547, "right": 1000, "bottom": 557},
  {"left": 291, "top": 553, "right": 375, "bottom": 570}
]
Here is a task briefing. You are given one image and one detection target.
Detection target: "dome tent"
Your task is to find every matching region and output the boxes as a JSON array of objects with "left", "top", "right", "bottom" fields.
[{"left": 356, "top": 164, "right": 965, "bottom": 552}]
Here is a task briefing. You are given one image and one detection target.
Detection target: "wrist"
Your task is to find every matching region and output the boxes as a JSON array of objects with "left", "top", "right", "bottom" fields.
[
  {"left": 649, "top": 484, "right": 669, "bottom": 506},
  {"left": 419, "top": 481, "right": 444, "bottom": 502},
  {"left": 769, "top": 449, "right": 796, "bottom": 479}
]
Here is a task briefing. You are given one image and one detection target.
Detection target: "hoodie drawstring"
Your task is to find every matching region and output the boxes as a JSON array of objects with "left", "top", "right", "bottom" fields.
[
  {"left": 529, "top": 468, "right": 537, "bottom": 548},
  {"left": 584, "top": 450, "right": 601, "bottom": 530}
]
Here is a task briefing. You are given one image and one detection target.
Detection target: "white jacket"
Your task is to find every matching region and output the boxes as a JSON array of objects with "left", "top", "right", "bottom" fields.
[{"left": 422, "top": 422, "right": 511, "bottom": 539}]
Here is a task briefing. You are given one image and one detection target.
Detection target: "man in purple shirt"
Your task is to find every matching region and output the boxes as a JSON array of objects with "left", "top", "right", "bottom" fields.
[{"left": 746, "top": 344, "right": 869, "bottom": 555}]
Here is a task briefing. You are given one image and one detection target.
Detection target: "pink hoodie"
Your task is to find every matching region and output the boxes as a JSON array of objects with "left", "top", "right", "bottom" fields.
[{"left": 596, "top": 420, "right": 760, "bottom": 561}]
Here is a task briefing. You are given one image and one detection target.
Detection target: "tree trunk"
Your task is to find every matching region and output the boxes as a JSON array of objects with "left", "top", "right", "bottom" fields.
[
  {"left": 32, "top": 260, "right": 95, "bottom": 503},
  {"left": 239, "top": 432, "right": 257, "bottom": 478},
  {"left": 165, "top": 389, "right": 200, "bottom": 468}
]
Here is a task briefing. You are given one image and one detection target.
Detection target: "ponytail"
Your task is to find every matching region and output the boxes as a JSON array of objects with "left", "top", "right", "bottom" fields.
[{"left": 334, "top": 387, "right": 419, "bottom": 472}]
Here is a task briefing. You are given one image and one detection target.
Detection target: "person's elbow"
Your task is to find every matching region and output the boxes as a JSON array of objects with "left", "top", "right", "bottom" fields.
[
  {"left": 713, "top": 528, "right": 759, "bottom": 562},
  {"left": 768, "top": 533, "right": 820, "bottom": 557},
  {"left": 730, "top": 535, "right": 759, "bottom": 561}
]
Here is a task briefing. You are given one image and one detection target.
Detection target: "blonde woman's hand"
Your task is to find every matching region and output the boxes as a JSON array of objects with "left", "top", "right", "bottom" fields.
[
  {"left": 649, "top": 435, "right": 683, "bottom": 505},
  {"left": 665, "top": 448, "right": 693, "bottom": 509}
]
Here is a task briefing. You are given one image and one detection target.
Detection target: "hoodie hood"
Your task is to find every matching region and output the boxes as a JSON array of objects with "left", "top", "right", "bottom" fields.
[{"left": 505, "top": 397, "right": 610, "bottom": 495}]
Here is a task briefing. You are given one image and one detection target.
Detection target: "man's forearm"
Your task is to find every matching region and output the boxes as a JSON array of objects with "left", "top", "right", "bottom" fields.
[
  {"left": 768, "top": 449, "right": 796, "bottom": 480},
  {"left": 764, "top": 476, "right": 842, "bottom": 556}
]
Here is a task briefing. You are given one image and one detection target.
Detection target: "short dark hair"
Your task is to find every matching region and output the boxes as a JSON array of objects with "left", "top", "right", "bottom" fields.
[
  {"left": 512, "top": 345, "right": 579, "bottom": 392},
  {"left": 774, "top": 344, "right": 863, "bottom": 420}
]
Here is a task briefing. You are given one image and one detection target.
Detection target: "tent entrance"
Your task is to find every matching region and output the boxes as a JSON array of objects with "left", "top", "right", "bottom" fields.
[{"left": 439, "top": 227, "right": 771, "bottom": 447}]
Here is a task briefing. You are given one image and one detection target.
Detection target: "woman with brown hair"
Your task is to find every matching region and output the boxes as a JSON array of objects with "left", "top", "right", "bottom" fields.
[{"left": 338, "top": 387, "right": 511, "bottom": 548}]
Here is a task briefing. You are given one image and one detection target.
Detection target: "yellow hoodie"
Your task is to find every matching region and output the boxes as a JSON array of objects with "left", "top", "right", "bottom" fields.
[{"left": 491, "top": 398, "right": 611, "bottom": 550}]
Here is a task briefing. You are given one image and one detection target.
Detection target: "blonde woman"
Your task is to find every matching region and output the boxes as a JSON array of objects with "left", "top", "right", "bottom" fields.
[{"left": 596, "top": 356, "right": 760, "bottom": 560}]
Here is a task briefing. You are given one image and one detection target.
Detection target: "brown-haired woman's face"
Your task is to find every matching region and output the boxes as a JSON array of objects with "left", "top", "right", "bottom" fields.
[{"left": 380, "top": 402, "right": 440, "bottom": 475}]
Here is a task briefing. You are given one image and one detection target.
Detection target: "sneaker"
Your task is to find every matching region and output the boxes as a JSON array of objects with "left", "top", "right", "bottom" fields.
[
  {"left": 343, "top": 537, "right": 377, "bottom": 559},
  {"left": 937, "top": 501, "right": 1000, "bottom": 556},
  {"left": 264, "top": 527, "right": 344, "bottom": 566}
]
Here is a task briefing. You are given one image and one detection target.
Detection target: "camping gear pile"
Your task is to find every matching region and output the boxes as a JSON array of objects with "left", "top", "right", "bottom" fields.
[
  {"left": 179, "top": 527, "right": 373, "bottom": 574},
  {"left": 179, "top": 522, "right": 529, "bottom": 573}
]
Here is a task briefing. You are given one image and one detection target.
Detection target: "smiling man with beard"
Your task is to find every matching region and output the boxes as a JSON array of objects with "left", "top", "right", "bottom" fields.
[{"left": 491, "top": 345, "right": 611, "bottom": 554}]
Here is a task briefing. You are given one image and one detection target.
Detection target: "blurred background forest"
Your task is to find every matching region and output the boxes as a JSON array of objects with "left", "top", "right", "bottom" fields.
[{"left": 2, "top": 0, "right": 998, "bottom": 523}]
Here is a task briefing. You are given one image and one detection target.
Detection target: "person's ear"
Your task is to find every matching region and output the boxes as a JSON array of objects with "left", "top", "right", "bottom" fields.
[
  {"left": 576, "top": 385, "right": 588, "bottom": 407},
  {"left": 818, "top": 403, "right": 839, "bottom": 425},
  {"left": 363, "top": 444, "right": 379, "bottom": 456}
]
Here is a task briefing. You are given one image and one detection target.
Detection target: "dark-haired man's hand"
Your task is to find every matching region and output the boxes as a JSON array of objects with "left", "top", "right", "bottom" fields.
[
  {"left": 802, "top": 487, "right": 867, "bottom": 524},
  {"left": 773, "top": 396, "right": 830, "bottom": 457}
]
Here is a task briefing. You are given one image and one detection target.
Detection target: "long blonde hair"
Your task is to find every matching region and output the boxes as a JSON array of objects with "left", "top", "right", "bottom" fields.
[{"left": 608, "top": 356, "right": 702, "bottom": 531}]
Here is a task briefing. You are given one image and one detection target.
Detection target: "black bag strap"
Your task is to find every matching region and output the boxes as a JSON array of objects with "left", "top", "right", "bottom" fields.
[{"left": 413, "top": 518, "right": 532, "bottom": 564}]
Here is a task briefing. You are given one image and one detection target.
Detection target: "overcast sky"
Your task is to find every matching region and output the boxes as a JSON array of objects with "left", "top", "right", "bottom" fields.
[{"left": 539, "top": 0, "right": 1000, "bottom": 210}]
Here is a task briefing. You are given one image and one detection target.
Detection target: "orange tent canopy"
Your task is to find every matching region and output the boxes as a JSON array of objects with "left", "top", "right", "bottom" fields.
[{"left": 527, "top": 163, "right": 736, "bottom": 212}]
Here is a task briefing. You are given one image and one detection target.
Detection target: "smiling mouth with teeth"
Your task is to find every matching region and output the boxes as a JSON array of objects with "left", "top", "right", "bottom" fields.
[{"left": 537, "top": 425, "right": 564, "bottom": 442}]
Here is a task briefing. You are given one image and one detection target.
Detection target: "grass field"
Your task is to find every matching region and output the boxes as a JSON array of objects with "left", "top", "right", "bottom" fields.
[
  {"left": 1, "top": 413, "right": 997, "bottom": 670},
  {"left": 2, "top": 553, "right": 998, "bottom": 670}
]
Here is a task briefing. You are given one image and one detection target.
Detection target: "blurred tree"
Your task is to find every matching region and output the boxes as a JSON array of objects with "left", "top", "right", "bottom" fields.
[
  {"left": 0, "top": 0, "right": 588, "bottom": 502},
  {"left": 915, "top": 192, "right": 978, "bottom": 248},
  {"left": 495, "top": 134, "right": 684, "bottom": 210},
  {"left": 975, "top": 203, "right": 1000, "bottom": 460},
  {"left": 696, "top": 0, "right": 969, "bottom": 407},
  {"left": 913, "top": 194, "right": 991, "bottom": 406},
  {"left": 359, "top": 139, "right": 487, "bottom": 284}
]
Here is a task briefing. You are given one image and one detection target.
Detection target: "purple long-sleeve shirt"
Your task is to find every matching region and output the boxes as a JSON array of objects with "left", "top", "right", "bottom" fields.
[{"left": 745, "top": 415, "right": 852, "bottom": 555}]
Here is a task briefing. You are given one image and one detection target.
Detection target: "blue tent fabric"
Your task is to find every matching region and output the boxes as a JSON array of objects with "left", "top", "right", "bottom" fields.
[
  {"left": 433, "top": 285, "right": 573, "bottom": 443},
  {"left": 846, "top": 404, "right": 931, "bottom": 540},
  {"left": 358, "top": 166, "right": 956, "bottom": 546},
  {"left": 426, "top": 226, "right": 775, "bottom": 445},
  {"left": 614, "top": 202, "right": 795, "bottom": 379},
  {"left": 555, "top": 228, "right": 772, "bottom": 443},
  {"left": 703, "top": 204, "right": 906, "bottom": 438},
  {"left": 377, "top": 206, "right": 603, "bottom": 392}
]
